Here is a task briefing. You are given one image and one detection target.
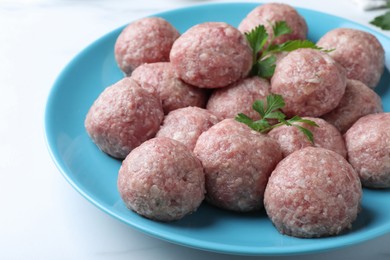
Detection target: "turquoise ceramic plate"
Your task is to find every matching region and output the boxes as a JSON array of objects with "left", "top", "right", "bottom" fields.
[{"left": 45, "top": 2, "right": 390, "bottom": 256}]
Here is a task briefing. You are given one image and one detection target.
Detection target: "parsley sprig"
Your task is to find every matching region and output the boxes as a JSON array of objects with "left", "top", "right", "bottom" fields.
[
  {"left": 370, "top": 3, "right": 390, "bottom": 30},
  {"left": 235, "top": 94, "right": 319, "bottom": 144},
  {"left": 245, "top": 21, "right": 325, "bottom": 78}
]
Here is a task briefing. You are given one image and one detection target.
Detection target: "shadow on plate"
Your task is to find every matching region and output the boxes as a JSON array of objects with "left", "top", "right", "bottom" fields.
[
  {"left": 376, "top": 67, "right": 390, "bottom": 97},
  {"left": 342, "top": 205, "right": 376, "bottom": 236},
  {"left": 169, "top": 201, "right": 268, "bottom": 229}
]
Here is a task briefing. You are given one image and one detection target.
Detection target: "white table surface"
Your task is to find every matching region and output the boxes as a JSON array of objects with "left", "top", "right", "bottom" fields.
[{"left": 1, "top": 0, "right": 389, "bottom": 259}]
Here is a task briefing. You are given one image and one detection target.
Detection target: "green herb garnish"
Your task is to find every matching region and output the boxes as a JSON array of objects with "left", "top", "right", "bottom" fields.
[
  {"left": 245, "top": 21, "right": 325, "bottom": 79},
  {"left": 370, "top": 4, "right": 390, "bottom": 30},
  {"left": 235, "top": 94, "right": 319, "bottom": 144}
]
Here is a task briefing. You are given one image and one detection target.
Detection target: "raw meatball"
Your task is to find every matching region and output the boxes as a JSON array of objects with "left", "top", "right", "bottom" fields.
[
  {"left": 206, "top": 77, "right": 270, "bottom": 120},
  {"left": 264, "top": 147, "right": 362, "bottom": 238},
  {"left": 239, "top": 3, "right": 308, "bottom": 45},
  {"left": 322, "top": 79, "right": 383, "bottom": 134},
  {"left": 85, "top": 78, "right": 164, "bottom": 159},
  {"left": 156, "top": 107, "right": 219, "bottom": 151},
  {"left": 345, "top": 113, "right": 390, "bottom": 188},
  {"left": 170, "top": 22, "right": 253, "bottom": 88},
  {"left": 194, "top": 119, "right": 282, "bottom": 212},
  {"left": 268, "top": 117, "right": 347, "bottom": 158},
  {"left": 271, "top": 48, "right": 347, "bottom": 117},
  {"left": 115, "top": 17, "right": 180, "bottom": 75},
  {"left": 131, "top": 62, "right": 207, "bottom": 114},
  {"left": 317, "top": 28, "right": 385, "bottom": 88},
  {"left": 118, "top": 137, "right": 205, "bottom": 222}
]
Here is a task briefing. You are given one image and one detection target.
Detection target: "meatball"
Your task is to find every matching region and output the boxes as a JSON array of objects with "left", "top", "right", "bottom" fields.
[
  {"left": 322, "top": 79, "right": 383, "bottom": 134},
  {"left": 118, "top": 137, "right": 205, "bottom": 222},
  {"left": 131, "top": 62, "right": 207, "bottom": 114},
  {"left": 264, "top": 147, "right": 362, "bottom": 238},
  {"left": 238, "top": 3, "right": 308, "bottom": 45},
  {"left": 194, "top": 119, "right": 282, "bottom": 212},
  {"left": 317, "top": 28, "right": 385, "bottom": 88},
  {"left": 271, "top": 48, "right": 347, "bottom": 117},
  {"left": 344, "top": 113, "right": 390, "bottom": 188},
  {"left": 268, "top": 117, "right": 347, "bottom": 158},
  {"left": 114, "top": 17, "right": 180, "bottom": 75},
  {"left": 206, "top": 77, "right": 270, "bottom": 120},
  {"left": 156, "top": 107, "right": 219, "bottom": 151},
  {"left": 170, "top": 22, "right": 253, "bottom": 88},
  {"left": 85, "top": 78, "right": 164, "bottom": 159}
]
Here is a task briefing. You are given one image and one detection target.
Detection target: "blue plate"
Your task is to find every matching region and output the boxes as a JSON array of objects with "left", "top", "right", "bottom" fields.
[{"left": 44, "top": 2, "right": 390, "bottom": 256}]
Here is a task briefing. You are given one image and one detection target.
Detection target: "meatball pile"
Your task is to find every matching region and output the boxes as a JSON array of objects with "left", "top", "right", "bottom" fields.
[{"left": 84, "top": 3, "right": 388, "bottom": 238}]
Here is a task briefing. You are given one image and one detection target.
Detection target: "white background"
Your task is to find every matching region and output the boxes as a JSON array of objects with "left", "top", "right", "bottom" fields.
[{"left": 1, "top": 0, "right": 389, "bottom": 259}]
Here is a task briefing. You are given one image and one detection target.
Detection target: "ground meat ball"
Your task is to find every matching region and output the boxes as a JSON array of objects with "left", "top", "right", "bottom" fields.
[
  {"left": 206, "top": 77, "right": 270, "bottom": 120},
  {"left": 264, "top": 147, "right": 362, "bottom": 238},
  {"left": 345, "top": 113, "right": 390, "bottom": 188},
  {"left": 117, "top": 137, "right": 205, "bottom": 222},
  {"left": 170, "top": 22, "right": 253, "bottom": 88},
  {"left": 156, "top": 107, "right": 219, "bottom": 151},
  {"left": 85, "top": 78, "right": 164, "bottom": 159},
  {"left": 131, "top": 62, "right": 207, "bottom": 114},
  {"left": 114, "top": 17, "right": 180, "bottom": 75},
  {"left": 238, "top": 3, "right": 308, "bottom": 45},
  {"left": 193, "top": 119, "right": 282, "bottom": 212},
  {"left": 268, "top": 117, "right": 347, "bottom": 158},
  {"left": 271, "top": 49, "right": 347, "bottom": 117},
  {"left": 322, "top": 79, "right": 383, "bottom": 134},
  {"left": 317, "top": 28, "right": 385, "bottom": 88}
]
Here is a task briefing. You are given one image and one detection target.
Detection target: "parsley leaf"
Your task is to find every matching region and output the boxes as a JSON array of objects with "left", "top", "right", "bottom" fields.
[
  {"left": 272, "top": 21, "right": 292, "bottom": 38},
  {"left": 236, "top": 113, "right": 270, "bottom": 131},
  {"left": 235, "top": 94, "right": 318, "bottom": 144},
  {"left": 245, "top": 25, "right": 268, "bottom": 63},
  {"left": 295, "top": 125, "right": 315, "bottom": 144},
  {"left": 288, "top": 116, "right": 319, "bottom": 127},
  {"left": 370, "top": 11, "right": 390, "bottom": 30},
  {"left": 254, "top": 55, "right": 276, "bottom": 79},
  {"left": 264, "top": 94, "right": 285, "bottom": 116},
  {"left": 245, "top": 21, "right": 327, "bottom": 78},
  {"left": 252, "top": 100, "right": 266, "bottom": 118},
  {"left": 269, "top": 39, "right": 322, "bottom": 53}
]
